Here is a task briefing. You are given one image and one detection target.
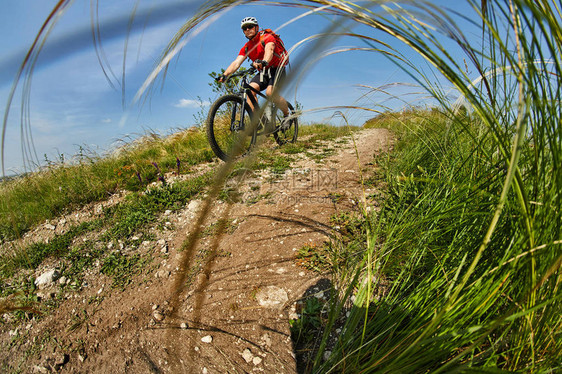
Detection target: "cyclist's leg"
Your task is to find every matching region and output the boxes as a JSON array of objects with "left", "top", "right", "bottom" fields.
[
  {"left": 246, "top": 82, "right": 260, "bottom": 111},
  {"left": 265, "top": 67, "right": 289, "bottom": 116},
  {"left": 248, "top": 72, "right": 269, "bottom": 105},
  {"left": 266, "top": 86, "right": 289, "bottom": 116}
]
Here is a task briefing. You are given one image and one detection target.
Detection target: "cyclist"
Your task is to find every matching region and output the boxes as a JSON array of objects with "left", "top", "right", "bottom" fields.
[{"left": 217, "top": 17, "right": 291, "bottom": 130}]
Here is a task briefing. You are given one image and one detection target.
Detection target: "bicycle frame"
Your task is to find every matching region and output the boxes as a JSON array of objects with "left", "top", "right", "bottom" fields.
[{"left": 226, "top": 68, "right": 276, "bottom": 136}]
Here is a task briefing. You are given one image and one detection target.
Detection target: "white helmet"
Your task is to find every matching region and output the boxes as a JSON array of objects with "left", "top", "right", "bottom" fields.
[{"left": 241, "top": 17, "right": 258, "bottom": 29}]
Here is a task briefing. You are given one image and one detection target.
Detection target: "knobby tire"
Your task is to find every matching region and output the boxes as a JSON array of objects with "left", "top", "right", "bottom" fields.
[
  {"left": 273, "top": 102, "right": 298, "bottom": 146},
  {"left": 206, "top": 94, "right": 256, "bottom": 162}
]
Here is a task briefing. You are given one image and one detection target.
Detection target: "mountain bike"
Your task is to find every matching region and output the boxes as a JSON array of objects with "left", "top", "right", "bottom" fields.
[{"left": 206, "top": 66, "right": 298, "bottom": 161}]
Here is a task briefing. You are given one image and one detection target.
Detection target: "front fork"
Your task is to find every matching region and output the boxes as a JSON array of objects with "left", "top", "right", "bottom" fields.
[{"left": 233, "top": 88, "right": 261, "bottom": 133}]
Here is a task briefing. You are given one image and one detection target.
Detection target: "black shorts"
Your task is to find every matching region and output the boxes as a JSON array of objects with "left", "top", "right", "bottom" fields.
[{"left": 250, "top": 66, "right": 286, "bottom": 91}]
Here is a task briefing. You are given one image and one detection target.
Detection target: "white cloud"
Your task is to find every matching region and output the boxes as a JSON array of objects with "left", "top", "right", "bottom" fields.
[
  {"left": 173, "top": 98, "right": 209, "bottom": 108},
  {"left": 102, "top": 118, "right": 112, "bottom": 123}
]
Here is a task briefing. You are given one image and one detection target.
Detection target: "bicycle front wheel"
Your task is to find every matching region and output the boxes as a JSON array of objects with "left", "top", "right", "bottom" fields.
[
  {"left": 273, "top": 102, "right": 298, "bottom": 146},
  {"left": 206, "top": 94, "right": 257, "bottom": 161}
]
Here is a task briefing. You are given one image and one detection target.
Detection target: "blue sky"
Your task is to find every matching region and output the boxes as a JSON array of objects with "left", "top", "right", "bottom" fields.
[{"left": 0, "top": 0, "right": 479, "bottom": 174}]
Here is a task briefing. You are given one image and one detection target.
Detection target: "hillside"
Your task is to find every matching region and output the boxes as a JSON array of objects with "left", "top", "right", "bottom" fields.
[{"left": 0, "top": 127, "right": 392, "bottom": 373}]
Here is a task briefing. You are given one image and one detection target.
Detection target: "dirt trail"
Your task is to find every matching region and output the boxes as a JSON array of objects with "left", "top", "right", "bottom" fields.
[{"left": 0, "top": 127, "right": 392, "bottom": 373}]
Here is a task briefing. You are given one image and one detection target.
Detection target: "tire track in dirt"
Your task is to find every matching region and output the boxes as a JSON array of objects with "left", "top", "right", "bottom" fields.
[{"left": 164, "top": 127, "right": 393, "bottom": 373}]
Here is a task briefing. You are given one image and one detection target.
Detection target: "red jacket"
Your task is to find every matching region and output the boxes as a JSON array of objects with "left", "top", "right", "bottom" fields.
[{"left": 239, "top": 31, "right": 287, "bottom": 67}]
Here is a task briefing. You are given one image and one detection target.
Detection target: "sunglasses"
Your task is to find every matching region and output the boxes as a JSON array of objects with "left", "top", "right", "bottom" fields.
[{"left": 242, "top": 25, "right": 256, "bottom": 31}]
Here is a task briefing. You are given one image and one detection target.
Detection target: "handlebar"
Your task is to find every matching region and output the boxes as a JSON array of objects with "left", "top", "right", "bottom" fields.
[
  {"left": 215, "top": 65, "right": 257, "bottom": 84},
  {"left": 228, "top": 66, "right": 257, "bottom": 80}
]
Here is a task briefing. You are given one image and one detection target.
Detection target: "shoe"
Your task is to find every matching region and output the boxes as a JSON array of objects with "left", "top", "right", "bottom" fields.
[{"left": 280, "top": 116, "right": 292, "bottom": 131}]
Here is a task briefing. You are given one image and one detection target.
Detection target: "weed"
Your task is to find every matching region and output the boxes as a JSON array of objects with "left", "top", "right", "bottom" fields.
[
  {"left": 290, "top": 297, "right": 326, "bottom": 373},
  {"left": 296, "top": 243, "right": 331, "bottom": 273},
  {"left": 100, "top": 251, "right": 149, "bottom": 289}
]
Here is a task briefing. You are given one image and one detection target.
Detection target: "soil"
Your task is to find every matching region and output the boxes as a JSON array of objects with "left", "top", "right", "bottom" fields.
[{"left": 0, "top": 127, "right": 392, "bottom": 373}]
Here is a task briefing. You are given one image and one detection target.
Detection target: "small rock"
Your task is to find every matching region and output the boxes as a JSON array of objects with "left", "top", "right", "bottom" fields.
[
  {"left": 260, "top": 334, "right": 272, "bottom": 348},
  {"left": 188, "top": 200, "right": 200, "bottom": 212},
  {"left": 35, "top": 269, "right": 60, "bottom": 289},
  {"left": 58, "top": 276, "right": 67, "bottom": 285},
  {"left": 157, "top": 239, "right": 168, "bottom": 253},
  {"left": 252, "top": 356, "right": 263, "bottom": 365},
  {"left": 54, "top": 353, "right": 69, "bottom": 369},
  {"left": 324, "top": 350, "right": 332, "bottom": 361},
  {"left": 36, "top": 290, "right": 56, "bottom": 300},
  {"left": 255, "top": 286, "right": 288, "bottom": 309},
  {"left": 180, "top": 322, "right": 188, "bottom": 329},
  {"left": 242, "top": 348, "right": 253, "bottom": 363},
  {"left": 45, "top": 223, "right": 56, "bottom": 230},
  {"left": 155, "top": 270, "right": 171, "bottom": 279},
  {"left": 33, "top": 365, "right": 49, "bottom": 374},
  {"left": 153, "top": 311, "right": 165, "bottom": 322},
  {"left": 201, "top": 335, "right": 213, "bottom": 343}
]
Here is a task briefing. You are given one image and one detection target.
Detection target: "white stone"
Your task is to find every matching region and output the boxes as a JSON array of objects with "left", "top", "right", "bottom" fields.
[
  {"left": 35, "top": 269, "right": 59, "bottom": 289},
  {"left": 252, "top": 356, "right": 263, "bottom": 365},
  {"left": 242, "top": 348, "right": 253, "bottom": 363},
  {"left": 153, "top": 311, "right": 165, "bottom": 322},
  {"left": 255, "top": 286, "right": 288, "bottom": 309},
  {"left": 188, "top": 200, "right": 201, "bottom": 212},
  {"left": 201, "top": 335, "right": 213, "bottom": 343}
]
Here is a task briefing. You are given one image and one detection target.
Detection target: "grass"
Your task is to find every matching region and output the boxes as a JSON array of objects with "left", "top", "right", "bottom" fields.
[
  {"left": 0, "top": 128, "right": 213, "bottom": 242},
  {"left": 236, "top": 0, "right": 560, "bottom": 371}
]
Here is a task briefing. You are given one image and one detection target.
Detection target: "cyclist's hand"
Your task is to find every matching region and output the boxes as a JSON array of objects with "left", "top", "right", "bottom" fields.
[
  {"left": 215, "top": 74, "right": 227, "bottom": 83},
  {"left": 253, "top": 60, "right": 268, "bottom": 70}
]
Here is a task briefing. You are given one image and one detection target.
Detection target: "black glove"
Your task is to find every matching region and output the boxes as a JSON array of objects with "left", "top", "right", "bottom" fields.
[{"left": 255, "top": 60, "right": 268, "bottom": 68}]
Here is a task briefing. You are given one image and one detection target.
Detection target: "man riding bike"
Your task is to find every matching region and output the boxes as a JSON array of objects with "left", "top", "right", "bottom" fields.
[{"left": 217, "top": 17, "right": 291, "bottom": 130}]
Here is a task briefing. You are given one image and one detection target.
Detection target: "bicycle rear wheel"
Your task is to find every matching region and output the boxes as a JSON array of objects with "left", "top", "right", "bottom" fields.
[
  {"left": 206, "top": 94, "right": 257, "bottom": 161},
  {"left": 273, "top": 102, "right": 298, "bottom": 145}
]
